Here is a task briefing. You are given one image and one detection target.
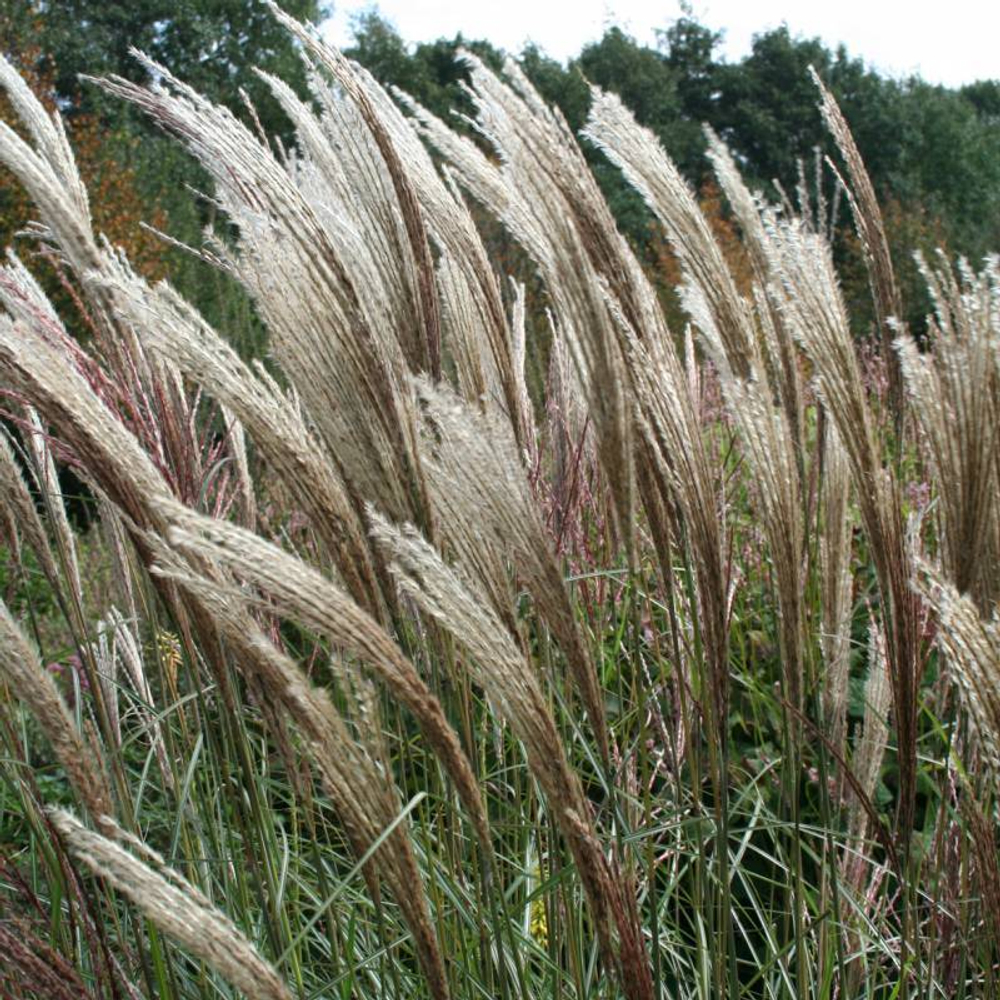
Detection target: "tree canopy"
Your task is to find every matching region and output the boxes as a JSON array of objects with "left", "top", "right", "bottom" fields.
[
  {"left": 340, "top": 12, "right": 999, "bottom": 333},
  {"left": 2, "top": 1, "right": 998, "bottom": 339},
  {"left": 9, "top": 0, "right": 329, "bottom": 133}
]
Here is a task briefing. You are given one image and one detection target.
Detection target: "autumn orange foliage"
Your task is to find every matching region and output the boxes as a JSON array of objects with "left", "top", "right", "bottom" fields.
[
  {"left": 0, "top": 8, "right": 169, "bottom": 312},
  {"left": 646, "top": 178, "right": 754, "bottom": 334}
]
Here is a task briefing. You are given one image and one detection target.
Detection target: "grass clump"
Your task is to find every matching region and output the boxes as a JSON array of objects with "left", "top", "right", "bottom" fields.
[{"left": 1, "top": 9, "right": 999, "bottom": 1000}]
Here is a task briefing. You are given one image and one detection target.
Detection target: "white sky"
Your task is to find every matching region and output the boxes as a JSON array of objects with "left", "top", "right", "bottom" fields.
[{"left": 322, "top": 1, "right": 1000, "bottom": 87}]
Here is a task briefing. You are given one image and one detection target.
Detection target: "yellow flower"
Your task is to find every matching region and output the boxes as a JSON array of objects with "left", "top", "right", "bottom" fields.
[
  {"left": 155, "top": 629, "right": 182, "bottom": 698},
  {"left": 529, "top": 890, "right": 548, "bottom": 950}
]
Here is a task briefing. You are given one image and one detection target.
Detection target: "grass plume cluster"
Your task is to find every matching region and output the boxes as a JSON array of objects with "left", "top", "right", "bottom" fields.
[{"left": 1, "top": 9, "right": 999, "bottom": 1000}]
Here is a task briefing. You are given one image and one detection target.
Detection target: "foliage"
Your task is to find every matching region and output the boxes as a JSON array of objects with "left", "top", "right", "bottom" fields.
[
  {"left": 346, "top": 13, "right": 1000, "bottom": 337},
  {"left": 0, "top": 8, "right": 170, "bottom": 303},
  {"left": 14, "top": 0, "right": 329, "bottom": 134}
]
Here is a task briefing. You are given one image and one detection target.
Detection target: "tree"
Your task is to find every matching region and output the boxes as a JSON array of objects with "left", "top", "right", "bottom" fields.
[
  {"left": 895, "top": 81, "right": 1000, "bottom": 255},
  {"left": 0, "top": 1, "right": 283, "bottom": 355},
  {"left": 518, "top": 43, "right": 590, "bottom": 132},
  {"left": 577, "top": 28, "right": 680, "bottom": 132},
  {"left": 345, "top": 11, "right": 436, "bottom": 104},
  {"left": 13, "top": 0, "right": 330, "bottom": 136},
  {"left": 961, "top": 80, "right": 1000, "bottom": 122},
  {"left": 344, "top": 11, "right": 505, "bottom": 126},
  {"left": 710, "top": 26, "right": 833, "bottom": 193},
  {"left": 0, "top": 5, "right": 171, "bottom": 288},
  {"left": 656, "top": 15, "right": 723, "bottom": 176}
]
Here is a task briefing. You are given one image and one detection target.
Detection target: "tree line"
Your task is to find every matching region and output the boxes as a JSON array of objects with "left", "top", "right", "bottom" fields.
[{"left": 3, "top": 0, "right": 999, "bottom": 342}]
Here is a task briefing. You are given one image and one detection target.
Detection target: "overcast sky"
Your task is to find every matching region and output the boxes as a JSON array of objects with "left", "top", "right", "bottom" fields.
[{"left": 322, "top": 1, "right": 999, "bottom": 87}]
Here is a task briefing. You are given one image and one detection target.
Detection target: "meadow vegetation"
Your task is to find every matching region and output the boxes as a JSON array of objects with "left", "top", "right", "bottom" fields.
[{"left": 0, "top": 6, "right": 999, "bottom": 999}]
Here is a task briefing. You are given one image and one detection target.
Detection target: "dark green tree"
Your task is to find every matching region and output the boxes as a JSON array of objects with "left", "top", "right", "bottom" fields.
[
  {"left": 21, "top": 0, "right": 329, "bottom": 136},
  {"left": 517, "top": 44, "right": 589, "bottom": 131},
  {"left": 896, "top": 81, "right": 1000, "bottom": 254},
  {"left": 710, "top": 27, "right": 833, "bottom": 191},
  {"left": 345, "top": 10, "right": 436, "bottom": 102},
  {"left": 961, "top": 79, "right": 1000, "bottom": 121},
  {"left": 655, "top": 15, "right": 723, "bottom": 176},
  {"left": 344, "top": 11, "right": 505, "bottom": 125}
]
